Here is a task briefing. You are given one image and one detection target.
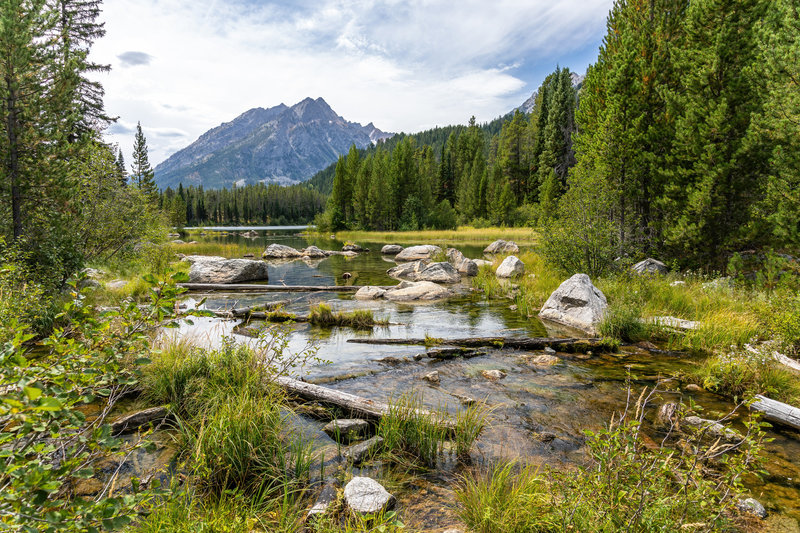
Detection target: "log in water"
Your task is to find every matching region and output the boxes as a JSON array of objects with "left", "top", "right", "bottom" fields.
[
  {"left": 751, "top": 395, "right": 800, "bottom": 432},
  {"left": 275, "top": 376, "right": 456, "bottom": 430},
  {"left": 179, "top": 283, "right": 390, "bottom": 292},
  {"left": 347, "top": 336, "right": 615, "bottom": 353}
]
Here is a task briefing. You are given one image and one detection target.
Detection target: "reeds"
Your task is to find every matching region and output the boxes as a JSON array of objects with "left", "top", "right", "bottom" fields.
[
  {"left": 333, "top": 226, "right": 538, "bottom": 245},
  {"left": 308, "top": 302, "right": 388, "bottom": 328}
]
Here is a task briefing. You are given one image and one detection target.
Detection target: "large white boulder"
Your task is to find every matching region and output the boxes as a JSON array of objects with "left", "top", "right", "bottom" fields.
[
  {"left": 446, "top": 248, "right": 479, "bottom": 276},
  {"left": 344, "top": 477, "right": 396, "bottom": 514},
  {"left": 495, "top": 256, "right": 525, "bottom": 278},
  {"left": 484, "top": 240, "right": 520, "bottom": 254},
  {"left": 189, "top": 258, "right": 269, "bottom": 284},
  {"left": 394, "top": 245, "right": 442, "bottom": 262},
  {"left": 262, "top": 244, "right": 302, "bottom": 259},
  {"left": 384, "top": 281, "right": 453, "bottom": 302},
  {"left": 539, "top": 274, "right": 608, "bottom": 334}
]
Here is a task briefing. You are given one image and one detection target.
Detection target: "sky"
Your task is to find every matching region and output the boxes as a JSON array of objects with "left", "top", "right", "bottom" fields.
[{"left": 92, "top": 0, "right": 615, "bottom": 166}]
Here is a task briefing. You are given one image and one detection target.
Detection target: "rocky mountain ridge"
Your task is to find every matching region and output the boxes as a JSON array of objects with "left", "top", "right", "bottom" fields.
[{"left": 154, "top": 97, "right": 392, "bottom": 189}]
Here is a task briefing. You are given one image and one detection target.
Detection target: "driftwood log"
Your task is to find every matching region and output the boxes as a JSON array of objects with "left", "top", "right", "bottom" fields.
[
  {"left": 110, "top": 406, "right": 172, "bottom": 435},
  {"left": 751, "top": 395, "right": 800, "bottom": 432},
  {"left": 275, "top": 376, "right": 456, "bottom": 430},
  {"left": 179, "top": 283, "right": 390, "bottom": 293},
  {"left": 347, "top": 336, "right": 615, "bottom": 353}
]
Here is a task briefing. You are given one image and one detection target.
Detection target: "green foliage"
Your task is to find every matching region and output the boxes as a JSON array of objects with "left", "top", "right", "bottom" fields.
[
  {"left": 0, "top": 271, "right": 188, "bottom": 531},
  {"left": 598, "top": 302, "right": 651, "bottom": 342},
  {"left": 690, "top": 344, "right": 800, "bottom": 404},
  {"left": 458, "top": 384, "right": 767, "bottom": 532},
  {"left": 131, "top": 122, "right": 158, "bottom": 201}
]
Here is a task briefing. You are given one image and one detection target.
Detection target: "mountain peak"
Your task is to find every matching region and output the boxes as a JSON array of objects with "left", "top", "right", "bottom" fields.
[{"left": 154, "top": 97, "right": 393, "bottom": 189}]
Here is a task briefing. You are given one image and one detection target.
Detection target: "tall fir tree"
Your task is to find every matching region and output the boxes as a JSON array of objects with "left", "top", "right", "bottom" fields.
[{"left": 130, "top": 121, "right": 158, "bottom": 200}]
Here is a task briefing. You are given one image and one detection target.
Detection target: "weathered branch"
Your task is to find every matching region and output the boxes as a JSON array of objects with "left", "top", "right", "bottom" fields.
[{"left": 751, "top": 395, "right": 800, "bottom": 432}]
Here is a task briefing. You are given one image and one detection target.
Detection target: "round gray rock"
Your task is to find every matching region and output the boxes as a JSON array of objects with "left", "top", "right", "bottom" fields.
[
  {"left": 484, "top": 240, "right": 519, "bottom": 254},
  {"left": 381, "top": 244, "right": 404, "bottom": 255},
  {"left": 262, "top": 244, "right": 302, "bottom": 259},
  {"left": 344, "top": 477, "right": 396, "bottom": 514},
  {"left": 354, "top": 286, "right": 387, "bottom": 300}
]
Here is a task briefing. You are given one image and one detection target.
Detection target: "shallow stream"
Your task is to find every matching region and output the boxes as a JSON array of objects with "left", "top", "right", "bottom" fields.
[{"left": 163, "top": 227, "right": 800, "bottom": 531}]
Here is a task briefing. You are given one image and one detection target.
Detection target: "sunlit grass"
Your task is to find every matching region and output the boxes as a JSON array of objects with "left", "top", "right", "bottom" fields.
[
  {"left": 308, "top": 302, "right": 388, "bottom": 328},
  {"left": 334, "top": 226, "right": 538, "bottom": 245},
  {"left": 172, "top": 240, "right": 264, "bottom": 259}
]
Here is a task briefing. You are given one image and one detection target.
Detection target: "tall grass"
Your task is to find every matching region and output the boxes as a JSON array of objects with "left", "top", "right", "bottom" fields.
[
  {"left": 334, "top": 226, "right": 538, "bottom": 245},
  {"left": 308, "top": 302, "right": 387, "bottom": 328},
  {"left": 174, "top": 241, "right": 264, "bottom": 258},
  {"left": 141, "top": 335, "right": 316, "bottom": 498},
  {"left": 378, "top": 394, "right": 486, "bottom": 467}
]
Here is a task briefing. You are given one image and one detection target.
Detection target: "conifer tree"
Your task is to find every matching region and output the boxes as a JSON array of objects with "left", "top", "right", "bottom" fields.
[{"left": 130, "top": 122, "right": 158, "bottom": 200}]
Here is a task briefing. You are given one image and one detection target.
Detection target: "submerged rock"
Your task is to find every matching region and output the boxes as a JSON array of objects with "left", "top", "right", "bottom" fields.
[
  {"left": 481, "top": 369, "right": 507, "bottom": 380},
  {"left": 323, "top": 419, "right": 370, "bottom": 444},
  {"left": 632, "top": 258, "right": 668, "bottom": 275},
  {"left": 381, "top": 244, "right": 404, "bottom": 255},
  {"left": 736, "top": 497, "right": 767, "bottom": 519},
  {"left": 484, "top": 240, "right": 519, "bottom": 254},
  {"left": 307, "top": 478, "right": 340, "bottom": 520},
  {"left": 344, "top": 436, "right": 384, "bottom": 464},
  {"left": 530, "top": 354, "right": 559, "bottom": 366},
  {"left": 446, "top": 248, "right": 479, "bottom": 276},
  {"left": 344, "top": 476, "right": 395, "bottom": 514},
  {"left": 539, "top": 274, "right": 608, "bottom": 335},
  {"left": 384, "top": 281, "right": 454, "bottom": 302},
  {"left": 354, "top": 286, "right": 387, "bottom": 300},
  {"left": 262, "top": 244, "right": 302, "bottom": 258},
  {"left": 394, "top": 245, "right": 442, "bottom": 262},
  {"left": 189, "top": 258, "right": 269, "bottom": 284},
  {"left": 496, "top": 256, "right": 525, "bottom": 278},
  {"left": 422, "top": 370, "right": 440, "bottom": 384}
]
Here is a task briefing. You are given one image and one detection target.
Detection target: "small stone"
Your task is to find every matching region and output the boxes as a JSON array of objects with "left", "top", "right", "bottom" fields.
[
  {"left": 736, "top": 497, "right": 767, "bottom": 519},
  {"left": 670, "top": 280, "right": 686, "bottom": 287},
  {"left": 323, "top": 419, "right": 370, "bottom": 444},
  {"left": 480, "top": 369, "right": 507, "bottom": 381},
  {"left": 531, "top": 354, "right": 559, "bottom": 366},
  {"left": 342, "top": 244, "right": 364, "bottom": 252},
  {"left": 685, "top": 384, "right": 702, "bottom": 392},
  {"left": 106, "top": 279, "right": 129, "bottom": 291},
  {"left": 344, "top": 436, "right": 384, "bottom": 464},
  {"left": 422, "top": 371, "right": 440, "bottom": 384},
  {"left": 344, "top": 476, "right": 396, "bottom": 515},
  {"left": 544, "top": 346, "right": 556, "bottom": 355}
]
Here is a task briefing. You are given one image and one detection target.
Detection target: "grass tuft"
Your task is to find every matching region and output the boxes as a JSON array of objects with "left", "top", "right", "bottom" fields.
[{"left": 308, "top": 302, "right": 387, "bottom": 328}]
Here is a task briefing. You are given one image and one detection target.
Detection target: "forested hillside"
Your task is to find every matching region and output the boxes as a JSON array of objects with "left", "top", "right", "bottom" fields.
[{"left": 316, "top": 0, "right": 799, "bottom": 269}]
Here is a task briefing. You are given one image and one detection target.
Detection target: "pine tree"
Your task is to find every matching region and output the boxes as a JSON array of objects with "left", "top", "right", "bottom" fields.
[
  {"left": 130, "top": 122, "right": 158, "bottom": 200},
  {"left": 662, "top": 0, "right": 769, "bottom": 265}
]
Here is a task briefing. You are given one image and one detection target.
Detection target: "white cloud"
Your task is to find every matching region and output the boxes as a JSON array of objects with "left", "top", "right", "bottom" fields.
[{"left": 92, "top": 0, "right": 612, "bottom": 166}]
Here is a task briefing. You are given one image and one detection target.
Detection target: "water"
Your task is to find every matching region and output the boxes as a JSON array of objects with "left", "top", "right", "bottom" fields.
[{"left": 170, "top": 227, "right": 800, "bottom": 528}]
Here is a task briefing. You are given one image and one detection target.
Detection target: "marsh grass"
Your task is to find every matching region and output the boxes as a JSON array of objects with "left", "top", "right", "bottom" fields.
[
  {"left": 308, "top": 302, "right": 388, "bottom": 328},
  {"left": 173, "top": 240, "right": 264, "bottom": 259},
  {"left": 334, "top": 226, "right": 538, "bottom": 245},
  {"left": 689, "top": 345, "right": 800, "bottom": 403},
  {"left": 378, "top": 394, "right": 486, "bottom": 467}
]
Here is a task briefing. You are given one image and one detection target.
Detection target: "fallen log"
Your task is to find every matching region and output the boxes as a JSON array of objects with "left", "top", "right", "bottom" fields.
[
  {"left": 179, "top": 283, "right": 390, "bottom": 292},
  {"left": 347, "top": 336, "right": 616, "bottom": 353},
  {"left": 110, "top": 406, "right": 172, "bottom": 435},
  {"left": 751, "top": 395, "right": 800, "bottom": 432},
  {"left": 275, "top": 376, "right": 456, "bottom": 430}
]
